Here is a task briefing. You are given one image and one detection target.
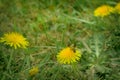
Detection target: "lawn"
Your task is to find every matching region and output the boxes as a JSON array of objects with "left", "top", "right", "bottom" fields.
[{"left": 0, "top": 0, "right": 120, "bottom": 80}]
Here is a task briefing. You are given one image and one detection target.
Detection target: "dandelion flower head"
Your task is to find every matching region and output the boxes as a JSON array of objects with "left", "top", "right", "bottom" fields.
[
  {"left": 115, "top": 3, "right": 120, "bottom": 14},
  {"left": 29, "top": 66, "right": 39, "bottom": 76},
  {"left": 94, "top": 5, "right": 114, "bottom": 17},
  {"left": 57, "top": 47, "right": 82, "bottom": 64},
  {"left": 0, "top": 32, "right": 29, "bottom": 49}
]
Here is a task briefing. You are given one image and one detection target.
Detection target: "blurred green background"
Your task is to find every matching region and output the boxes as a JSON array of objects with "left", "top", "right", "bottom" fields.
[{"left": 0, "top": 0, "right": 120, "bottom": 80}]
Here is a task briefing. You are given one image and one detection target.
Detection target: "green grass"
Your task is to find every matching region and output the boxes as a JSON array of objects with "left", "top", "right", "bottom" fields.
[{"left": 0, "top": 0, "right": 120, "bottom": 80}]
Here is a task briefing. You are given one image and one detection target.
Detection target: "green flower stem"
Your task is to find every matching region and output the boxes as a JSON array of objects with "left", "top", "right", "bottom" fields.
[
  {"left": 94, "top": 33, "right": 99, "bottom": 58},
  {"left": 7, "top": 49, "right": 14, "bottom": 71}
]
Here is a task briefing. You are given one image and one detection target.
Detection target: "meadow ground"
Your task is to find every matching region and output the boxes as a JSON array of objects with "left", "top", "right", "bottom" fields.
[{"left": 0, "top": 0, "right": 120, "bottom": 80}]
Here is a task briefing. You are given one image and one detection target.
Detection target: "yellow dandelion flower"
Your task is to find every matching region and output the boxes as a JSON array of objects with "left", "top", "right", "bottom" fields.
[
  {"left": 29, "top": 67, "right": 39, "bottom": 76},
  {"left": 115, "top": 3, "right": 120, "bottom": 14},
  {"left": 94, "top": 5, "right": 114, "bottom": 17},
  {"left": 57, "top": 47, "right": 82, "bottom": 64},
  {"left": 0, "top": 32, "right": 29, "bottom": 49}
]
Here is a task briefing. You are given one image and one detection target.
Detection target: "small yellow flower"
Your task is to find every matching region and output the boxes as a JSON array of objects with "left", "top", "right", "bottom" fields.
[
  {"left": 29, "top": 67, "right": 39, "bottom": 76},
  {"left": 0, "top": 32, "right": 29, "bottom": 49},
  {"left": 115, "top": 3, "right": 120, "bottom": 14},
  {"left": 57, "top": 47, "right": 82, "bottom": 64},
  {"left": 94, "top": 5, "right": 114, "bottom": 17}
]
